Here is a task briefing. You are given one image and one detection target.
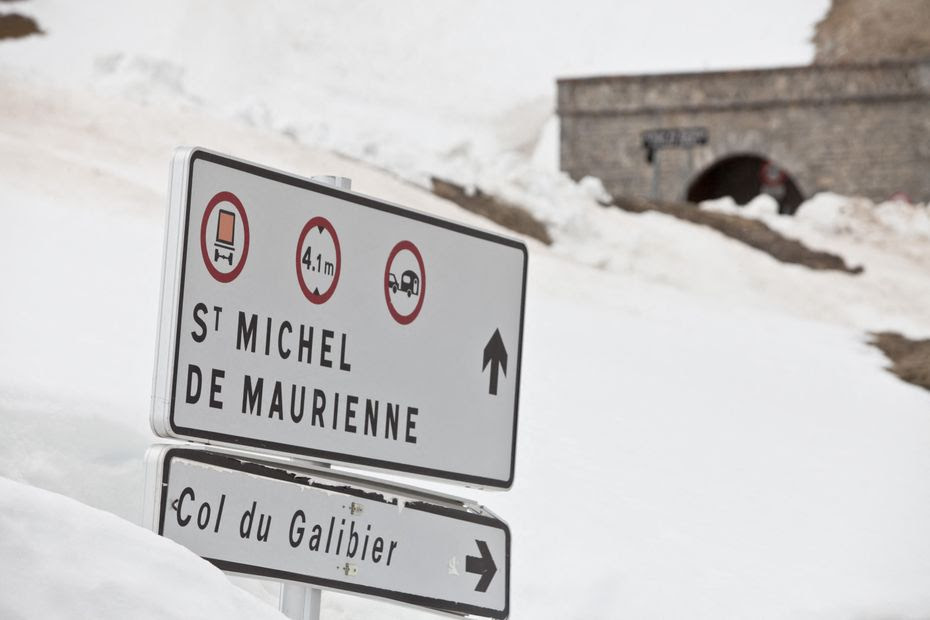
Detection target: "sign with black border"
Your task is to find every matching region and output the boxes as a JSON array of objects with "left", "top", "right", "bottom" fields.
[
  {"left": 151, "top": 148, "right": 527, "bottom": 489},
  {"left": 144, "top": 446, "right": 511, "bottom": 618}
]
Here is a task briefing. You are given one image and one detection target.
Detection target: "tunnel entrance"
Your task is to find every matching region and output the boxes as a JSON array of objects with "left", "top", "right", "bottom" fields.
[{"left": 686, "top": 154, "right": 803, "bottom": 214}]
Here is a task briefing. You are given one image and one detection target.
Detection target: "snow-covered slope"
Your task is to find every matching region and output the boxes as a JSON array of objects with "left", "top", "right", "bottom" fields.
[
  {"left": 1, "top": 0, "right": 829, "bottom": 186},
  {"left": 4, "top": 2, "right": 930, "bottom": 617},
  {"left": 3, "top": 78, "right": 930, "bottom": 619}
]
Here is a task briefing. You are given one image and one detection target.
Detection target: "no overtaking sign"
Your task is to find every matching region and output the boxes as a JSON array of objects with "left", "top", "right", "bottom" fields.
[{"left": 151, "top": 148, "right": 527, "bottom": 488}]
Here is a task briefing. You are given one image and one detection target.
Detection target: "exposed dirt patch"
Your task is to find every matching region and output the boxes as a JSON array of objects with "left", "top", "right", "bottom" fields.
[
  {"left": 431, "top": 179, "right": 859, "bottom": 272},
  {"left": 431, "top": 177, "right": 552, "bottom": 245},
  {"left": 0, "top": 13, "right": 42, "bottom": 40},
  {"left": 613, "top": 195, "right": 863, "bottom": 274},
  {"left": 871, "top": 332, "right": 930, "bottom": 392}
]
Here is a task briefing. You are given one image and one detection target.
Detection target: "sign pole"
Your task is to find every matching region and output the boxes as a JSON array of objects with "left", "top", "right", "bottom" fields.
[
  {"left": 279, "top": 582, "right": 320, "bottom": 620},
  {"left": 277, "top": 174, "right": 352, "bottom": 620},
  {"left": 651, "top": 149, "right": 661, "bottom": 201}
]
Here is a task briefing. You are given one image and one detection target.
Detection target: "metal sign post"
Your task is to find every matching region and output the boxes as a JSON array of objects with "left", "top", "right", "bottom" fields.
[
  {"left": 277, "top": 174, "right": 351, "bottom": 620},
  {"left": 279, "top": 582, "right": 319, "bottom": 620},
  {"left": 650, "top": 149, "right": 661, "bottom": 201}
]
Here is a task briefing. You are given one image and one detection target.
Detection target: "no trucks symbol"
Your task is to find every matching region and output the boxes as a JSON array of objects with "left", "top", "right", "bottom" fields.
[{"left": 200, "top": 191, "right": 250, "bottom": 283}]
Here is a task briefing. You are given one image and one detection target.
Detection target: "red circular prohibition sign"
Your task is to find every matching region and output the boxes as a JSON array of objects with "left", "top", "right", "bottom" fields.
[
  {"left": 200, "top": 191, "right": 250, "bottom": 283},
  {"left": 295, "top": 216, "right": 341, "bottom": 304},
  {"left": 384, "top": 240, "right": 426, "bottom": 325}
]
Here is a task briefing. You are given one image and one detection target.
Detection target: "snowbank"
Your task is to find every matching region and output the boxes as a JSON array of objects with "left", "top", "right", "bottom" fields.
[
  {"left": 0, "top": 476, "right": 286, "bottom": 620},
  {"left": 701, "top": 192, "right": 930, "bottom": 254},
  {"left": 697, "top": 193, "right": 930, "bottom": 335}
]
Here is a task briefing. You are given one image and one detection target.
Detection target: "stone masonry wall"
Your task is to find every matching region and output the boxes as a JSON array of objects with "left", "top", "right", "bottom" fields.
[
  {"left": 814, "top": 0, "right": 930, "bottom": 64},
  {"left": 558, "top": 59, "right": 930, "bottom": 204}
]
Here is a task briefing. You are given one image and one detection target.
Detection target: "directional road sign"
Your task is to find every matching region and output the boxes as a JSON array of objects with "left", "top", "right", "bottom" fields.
[
  {"left": 144, "top": 445, "right": 510, "bottom": 618},
  {"left": 151, "top": 148, "right": 527, "bottom": 488}
]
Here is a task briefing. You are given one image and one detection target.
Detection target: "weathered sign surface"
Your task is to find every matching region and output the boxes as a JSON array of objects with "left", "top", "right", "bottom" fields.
[{"left": 144, "top": 446, "right": 510, "bottom": 618}]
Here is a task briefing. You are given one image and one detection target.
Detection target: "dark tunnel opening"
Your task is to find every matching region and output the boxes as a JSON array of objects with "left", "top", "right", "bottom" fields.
[{"left": 686, "top": 154, "right": 804, "bottom": 214}]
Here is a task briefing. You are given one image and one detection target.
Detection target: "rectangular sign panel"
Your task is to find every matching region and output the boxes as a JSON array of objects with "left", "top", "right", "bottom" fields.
[
  {"left": 641, "top": 127, "right": 709, "bottom": 149},
  {"left": 151, "top": 148, "right": 527, "bottom": 488},
  {"left": 144, "top": 446, "right": 510, "bottom": 618}
]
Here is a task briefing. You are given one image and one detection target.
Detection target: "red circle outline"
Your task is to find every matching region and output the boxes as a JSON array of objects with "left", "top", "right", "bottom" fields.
[
  {"left": 200, "top": 191, "right": 250, "bottom": 284},
  {"left": 384, "top": 240, "right": 425, "bottom": 325},
  {"left": 295, "top": 216, "right": 341, "bottom": 305}
]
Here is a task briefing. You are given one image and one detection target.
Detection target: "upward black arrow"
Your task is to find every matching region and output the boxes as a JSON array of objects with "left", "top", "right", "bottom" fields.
[
  {"left": 482, "top": 329, "right": 508, "bottom": 396},
  {"left": 465, "top": 539, "right": 497, "bottom": 593}
]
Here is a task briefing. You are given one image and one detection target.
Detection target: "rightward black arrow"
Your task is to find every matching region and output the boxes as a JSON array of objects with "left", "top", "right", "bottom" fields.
[
  {"left": 465, "top": 540, "right": 497, "bottom": 593},
  {"left": 482, "top": 329, "right": 507, "bottom": 396}
]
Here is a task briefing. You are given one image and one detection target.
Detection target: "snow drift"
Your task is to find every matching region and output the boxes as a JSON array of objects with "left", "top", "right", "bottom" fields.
[{"left": 0, "top": 476, "right": 286, "bottom": 620}]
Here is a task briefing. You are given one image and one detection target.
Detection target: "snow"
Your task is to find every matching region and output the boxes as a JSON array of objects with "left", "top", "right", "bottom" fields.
[
  {"left": 0, "top": 0, "right": 831, "bottom": 206},
  {"left": 0, "top": 476, "right": 286, "bottom": 620},
  {"left": 487, "top": 268, "right": 930, "bottom": 618},
  {"left": 4, "top": 77, "right": 930, "bottom": 619},
  {"left": 3, "top": 1, "right": 930, "bottom": 618},
  {"left": 697, "top": 193, "right": 930, "bottom": 335},
  {"left": 701, "top": 192, "right": 930, "bottom": 255}
]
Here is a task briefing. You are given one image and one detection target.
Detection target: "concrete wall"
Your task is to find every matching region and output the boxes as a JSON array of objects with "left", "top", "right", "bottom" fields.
[{"left": 558, "top": 59, "right": 930, "bottom": 204}]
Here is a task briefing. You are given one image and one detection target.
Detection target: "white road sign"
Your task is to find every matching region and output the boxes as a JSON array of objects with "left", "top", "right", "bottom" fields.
[
  {"left": 151, "top": 148, "right": 527, "bottom": 488},
  {"left": 144, "top": 445, "right": 510, "bottom": 618}
]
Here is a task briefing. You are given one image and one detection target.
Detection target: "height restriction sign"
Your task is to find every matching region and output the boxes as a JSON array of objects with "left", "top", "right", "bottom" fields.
[{"left": 151, "top": 148, "right": 527, "bottom": 488}]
